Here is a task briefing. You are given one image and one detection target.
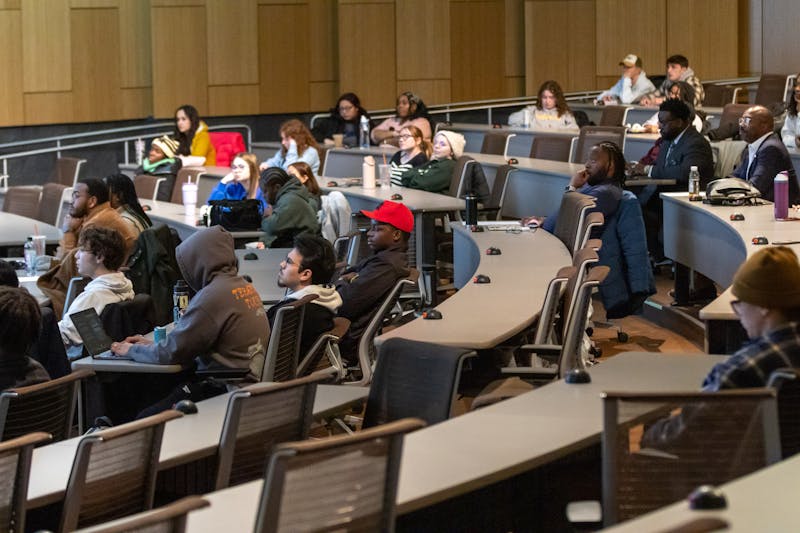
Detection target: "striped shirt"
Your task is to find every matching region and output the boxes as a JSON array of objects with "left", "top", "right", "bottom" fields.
[{"left": 390, "top": 151, "right": 428, "bottom": 186}]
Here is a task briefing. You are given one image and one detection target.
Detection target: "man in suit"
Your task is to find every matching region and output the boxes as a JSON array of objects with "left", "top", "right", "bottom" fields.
[{"left": 731, "top": 105, "right": 799, "bottom": 204}]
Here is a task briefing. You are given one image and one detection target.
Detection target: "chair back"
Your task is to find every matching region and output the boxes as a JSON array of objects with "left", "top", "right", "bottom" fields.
[
  {"left": 529, "top": 135, "right": 574, "bottom": 162},
  {"left": 0, "top": 432, "right": 50, "bottom": 533},
  {"left": 484, "top": 164, "right": 514, "bottom": 215},
  {"left": 2, "top": 186, "right": 41, "bottom": 218},
  {"left": 717, "top": 103, "right": 750, "bottom": 134},
  {"left": 355, "top": 273, "right": 419, "bottom": 386},
  {"left": 703, "top": 83, "right": 736, "bottom": 106},
  {"left": 99, "top": 294, "right": 157, "bottom": 342},
  {"left": 59, "top": 410, "right": 183, "bottom": 532},
  {"left": 262, "top": 294, "right": 318, "bottom": 382},
  {"left": 601, "top": 388, "right": 781, "bottom": 526},
  {"left": 214, "top": 374, "right": 328, "bottom": 490},
  {"left": 570, "top": 126, "right": 626, "bottom": 164},
  {"left": 254, "top": 418, "right": 424, "bottom": 533},
  {"left": 55, "top": 157, "right": 86, "bottom": 187},
  {"left": 133, "top": 175, "right": 165, "bottom": 203},
  {"left": 599, "top": 105, "right": 629, "bottom": 127},
  {"left": 0, "top": 369, "right": 94, "bottom": 442},
  {"left": 533, "top": 266, "right": 576, "bottom": 345},
  {"left": 296, "top": 317, "right": 350, "bottom": 379},
  {"left": 754, "top": 73, "right": 790, "bottom": 106},
  {"left": 170, "top": 168, "right": 206, "bottom": 204},
  {"left": 552, "top": 191, "right": 596, "bottom": 255},
  {"left": 447, "top": 155, "right": 474, "bottom": 198},
  {"left": 768, "top": 368, "right": 800, "bottom": 458},
  {"left": 73, "top": 496, "right": 209, "bottom": 533},
  {"left": 363, "top": 338, "right": 476, "bottom": 428},
  {"left": 64, "top": 276, "right": 91, "bottom": 313},
  {"left": 558, "top": 265, "right": 608, "bottom": 377},
  {"left": 480, "top": 131, "right": 515, "bottom": 157},
  {"left": 37, "top": 183, "right": 70, "bottom": 227}
]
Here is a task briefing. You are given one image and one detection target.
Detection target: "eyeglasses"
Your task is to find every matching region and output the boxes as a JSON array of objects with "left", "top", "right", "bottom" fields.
[
  {"left": 338, "top": 105, "right": 355, "bottom": 112},
  {"left": 231, "top": 164, "right": 247, "bottom": 170},
  {"left": 397, "top": 134, "right": 412, "bottom": 140},
  {"left": 739, "top": 117, "right": 752, "bottom": 126},
  {"left": 730, "top": 299, "right": 743, "bottom": 314}
]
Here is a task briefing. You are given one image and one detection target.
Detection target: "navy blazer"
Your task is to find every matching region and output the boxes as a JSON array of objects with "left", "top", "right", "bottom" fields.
[
  {"left": 651, "top": 126, "right": 715, "bottom": 188},
  {"left": 731, "top": 132, "right": 799, "bottom": 203}
]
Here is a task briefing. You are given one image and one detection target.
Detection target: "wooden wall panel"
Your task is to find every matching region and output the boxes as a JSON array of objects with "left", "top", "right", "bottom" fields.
[
  {"left": 504, "top": 0, "right": 524, "bottom": 78},
  {"left": 667, "top": 0, "right": 737, "bottom": 80},
  {"left": 258, "top": 3, "right": 310, "bottom": 113},
  {"left": 396, "top": 0, "right": 450, "bottom": 81},
  {"left": 0, "top": 1, "right": 21, "bottom": 9},
  {"left": 120, "top": 87, "right": 152, "bottom": 118},
  {"left": 119, "top": 0, "right": 152, "bottom": 88},
  {"left": 309, "top": 0, "right": 337, "bottom": 82},
  {"left": 71, "top": 8, "right": 122, "bottom": 122},
  {"left": 337, "top": 1, "right": 396, "bottom": 109},
  {"left": 450, "top": 0, "right": 504, "bottom": 101},
  {"left": 207, "top": 0, "right": 258, "bottom": 85},
  {"left": 151, "top": 0, "right": 204, "bottom": 6},
  {"left": 595, "top": 0, "right": 665, "bottom": 79},
  {"left": 398, "top": 79, "right": 451, "bottom": 105},
  {"left": 566, "top": 0, "right": 596, "bottom": 91},
  {"left": 0, "top": 9, "right": 23, "bottom": 125},
  {"left": 525, "top": 1, "right": 569, "bottom": 94},
  {"left": 24, "top": 92, "right": 74, "bottom": 125},
  {"left": 209, "top": 85, "right": 260, "bottom": 116},
  {"left": 71, "top": 0, "right": 118, "bottom": 6},
  {"left": 22, "top": 0, "right": 71, "bottom": 92},
  {"left": 151, "top": 6, "right": 207, "bottom": 118},
  {"left": 761, "top": 0, "right": 796, "bottom": 75},
  {"left": 310, "top": 81, "right": 338, "bottom": 112}
]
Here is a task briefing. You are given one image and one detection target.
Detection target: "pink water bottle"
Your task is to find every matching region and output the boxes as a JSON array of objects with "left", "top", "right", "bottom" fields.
[{"left": 774, "top": 171, "right": 789, "bottom": 220}]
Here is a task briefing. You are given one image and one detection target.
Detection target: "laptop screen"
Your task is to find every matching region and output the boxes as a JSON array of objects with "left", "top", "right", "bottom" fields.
[{"left": 69, "top": 308, "right": 114, "bottom": 357}]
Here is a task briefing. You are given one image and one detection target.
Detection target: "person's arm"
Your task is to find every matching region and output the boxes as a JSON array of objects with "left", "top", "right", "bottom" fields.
[
  {"left": 206, "top": 181, "right": 230, "bottom": 204},
  {"left": 411, "top": 117, "right": 432, "bottom": 141},
  {"left": 781, "top": 116, "right": 798, "bottom": 148},
  {"left": 260, "top": 148, "right": 283, "bottom": 171},
  {"left": 291, "top": 145, "right": 321, "bottom": 176},
  {"left": 336, "top": 259, "right": 406, "bottom": 320},
  {"left": 260, "top": 195, "right": 313, "bottom": 247},
  {"left": 623, "top": 76, "right": 656, "bottom": 104},
  {"left": 401, "top": 160, "right": 453, "bottom": 193},
  {"left": 747, "top": 143, "right": 789, "bottom": 198},
  {"left": 600, "top": 78, "right": 624, "bottom": 102},
  {"left": 651, "top": 135, "right": 714, "bottom": 184},
  {"left": 561, "top": 111, "right": 579, "bottom": 131},
  {"left": 190, "top": 128, "right": 213, "bottom": 165},
  {"left": 371, "top": 117, "right": 397, "bottom": 144}
]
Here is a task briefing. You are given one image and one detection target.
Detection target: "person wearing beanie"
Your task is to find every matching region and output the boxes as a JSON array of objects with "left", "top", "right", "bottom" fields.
[
  {"left": 701, "top": 246, "right": 800, "bottom": 391},
  {"left": 335, "top": 201, "right": 413, "bottom": 363},
  {"left": 400, "top": 130, "right": 466, "bottom": 194},
  {"left": 134, "top": 134, "right": 183, "bottom": 202}
]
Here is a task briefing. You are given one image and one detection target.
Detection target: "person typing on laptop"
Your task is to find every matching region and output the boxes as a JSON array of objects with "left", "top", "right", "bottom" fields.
[
  {"left": 110, "top": 226, "right": 270, "bottom": 417},
  {"left": 59, "top": 227, "right": 134, "bottom": 357}
]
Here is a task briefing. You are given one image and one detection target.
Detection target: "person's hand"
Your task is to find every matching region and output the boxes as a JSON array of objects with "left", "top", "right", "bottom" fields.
[
  {"left": 643, "top": 124, "right": 659, "bottom": 134},
  {"left": 221, "top": 172, "right": 235, "bottom": 184},
  {"left": 627, "top": 162, "right": 646, "bottom": 176},
  {"left": 339, "top": 272, "right": 358, "bottom": 283},
  {"left": 570, "top": 169, "right": 589, "bottom": 189},
  {"left": 602, "top": 95, "right": 616, "bottom": 104},
  {"left": 795, "top": 135, "right": 800, "bottom": 148},
  {"left": 639, "top": 96, "right": 652, "bottom": 106},
  {"left": 263, "top": 205, "right": 273, "bottom": 217},
  {"left": 520, "top": 215, "right": 543, "bottom": 227},
  {"left": 323, "top": 138, "right": 335, "bottom": 146},
  {"left": 64, "top": 214, "right": 82, "bottom": 232}
]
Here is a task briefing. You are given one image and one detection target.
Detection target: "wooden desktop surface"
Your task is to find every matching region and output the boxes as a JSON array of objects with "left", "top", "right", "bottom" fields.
[
  {"left": 184, "top": 352, "right": 722, "bottom": 532},
  {"left": 27, "top": 384, "right": 368, "bottom": 509}
]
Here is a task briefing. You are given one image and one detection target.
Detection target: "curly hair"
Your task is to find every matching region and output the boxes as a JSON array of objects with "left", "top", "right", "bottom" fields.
[
  {"left": 78, "top": 227, "right": 127, "bottom": 271},
  {"left": 280, "top": 119, "right": 320, "bottom": 160},
  {"left": 537, "top": 80, "right": 571, "bottom": 118}
]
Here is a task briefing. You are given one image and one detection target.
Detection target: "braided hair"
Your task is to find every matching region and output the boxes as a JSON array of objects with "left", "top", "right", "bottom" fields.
[{"left": 596, "top": 141, "right": 626, "bottom": 187}]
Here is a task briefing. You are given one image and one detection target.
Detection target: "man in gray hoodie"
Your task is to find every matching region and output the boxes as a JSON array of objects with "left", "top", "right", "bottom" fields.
[
  {"left": 111, "top": 226, "right": 270, "bottom": 413},
  {"left": 268, "top": 234, "right": 342, "bottom": 359}
]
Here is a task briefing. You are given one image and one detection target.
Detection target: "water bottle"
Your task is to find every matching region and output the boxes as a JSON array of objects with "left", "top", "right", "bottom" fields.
[
  {"left": 359, "top": 115, "right": 370, "bottom": 149},
  {"left": 522, "top": 108, "right": 530, "bottom": 129},
  {"left": 23, "top": 237, "right": 36, "bottom": 275},
  {"left": 135, "top": 138, "right": 145, "bottom": 165},
  {"left": 774, "top": 171, "right": 789, "bottom": 220},
  {"left": 688, "top": 165, "right": 700, "bottom": 201},
  {"left": 173, "top": 279, "right": 189, "bottom": 324}
]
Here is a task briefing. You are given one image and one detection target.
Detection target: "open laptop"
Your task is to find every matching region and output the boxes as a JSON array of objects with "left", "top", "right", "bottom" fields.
[{"left": 69, "top": 307, "right": 132, "bottom": 360}]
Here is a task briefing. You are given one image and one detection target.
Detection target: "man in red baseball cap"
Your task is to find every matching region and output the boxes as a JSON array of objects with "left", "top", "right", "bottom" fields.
[{"left": 335, "top": 200, "right": 413, "bottom": 363}]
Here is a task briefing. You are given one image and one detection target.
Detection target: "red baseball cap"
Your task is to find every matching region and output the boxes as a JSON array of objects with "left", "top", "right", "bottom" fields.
[{"left": 360, "top": 201, "right": 414, "bottom": 233}]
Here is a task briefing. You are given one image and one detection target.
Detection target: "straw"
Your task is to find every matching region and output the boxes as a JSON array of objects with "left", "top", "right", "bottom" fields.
[
  {"left": 382, "top": 152, "right": 387, "bottom": 165},
  {"left": 34, "top": 223, "right": 39, "bottom": 236}
]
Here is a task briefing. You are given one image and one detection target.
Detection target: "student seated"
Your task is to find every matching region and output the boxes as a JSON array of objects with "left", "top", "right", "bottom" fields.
[
  {"left": 508, "top": 80, "right": 579, "bottom": 131},
  {"left": 287, "top": 162, "right": 322, "bottom": 211},
  {"left": 104, "top": 173, "right": 153, "bottom": 235},
  {"left": 335, "top": 201, "right": 412, "bottom": 363},
  {"left": 207, "top": 152, "right": 268, "bottom": 211},
  {"left": 110, "top": 226, "right": 270, "bottom": 415},
  {"left": 400, "top": 130, "right": 465, "bottom": 194},
  {"left": 643, "top": 247, "right": 800, "bottom": 449},
  {"left": 595, "top": 53, "right": 656, "bottom": 105},
  {"left": 522, "top": 141, "right": 625, "bottom": 237},
  {"left": 269, "top": 234, "right": 342, "bottom": 359},
  {"left": 0, "top": 287, "right": 50, "bottom": 391},
  {"left": 59, "top": 227, "right": 134, "bottom": 355},
  {"left": 260, "top": 119, "right": 321, "bottom": 175},
  {"left": 389, "top": 125, "right": 431, "bottom": 186},
  {"left": 311, "top": 92, "right": 371, "bottom": 147},
  {"left": 371, "top": 91, "right": 432, "bottom": 145},
  {"left": 259, "top": 168, "right": 321, "bottom": 248},
  {"left": 174, "top": 104, "right": 216, "bottom": 166},
  {"left": 134, "top": 135, "right": 182, "bottom": 202}
]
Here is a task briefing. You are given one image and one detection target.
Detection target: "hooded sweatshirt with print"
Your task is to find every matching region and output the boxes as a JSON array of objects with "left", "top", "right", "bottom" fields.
[
  {"left": 59, "top": 272, "right": 135, "bottom": 346},
  {"left": 127, "top": 226, "right": 270, "bottom": 382},
  {"left": 267, "top": 284, "right": 342, "bottom": 361}
]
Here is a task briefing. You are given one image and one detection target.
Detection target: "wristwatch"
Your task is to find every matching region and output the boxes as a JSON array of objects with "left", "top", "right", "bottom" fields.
[{"left": 565, "top": 185, "right": 576, "bottom": 192}]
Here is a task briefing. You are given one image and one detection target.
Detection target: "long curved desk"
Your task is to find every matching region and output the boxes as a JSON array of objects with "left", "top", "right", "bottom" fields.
[
  {"left": 662, "top": 192, "right": 800, "bottom": 352},
  {"left": 377, "top": 223, "right": 572, "bottom": 349},
  {"left": 145, "top": 200, "right": 264, "bottom": 242},
  {"left": 183, "top": 352, "right": 722, "bottom": 532},
  {"left": 0, "top": 212, "right": 61, "bottom": 247}
]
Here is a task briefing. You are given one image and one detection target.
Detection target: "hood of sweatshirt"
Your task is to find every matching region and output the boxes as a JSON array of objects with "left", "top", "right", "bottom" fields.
[
  {"left": 286, "top": 283, "right": 342, "bottom": 312},
  {"left": 85, "top": 272, "right": 135, "bottom": 300},
  {"left": 275, "top": 177, "right": 313, "bottom": 206},
  {"left": 176, "top": 226, "right": 237, "bottom": 293}
]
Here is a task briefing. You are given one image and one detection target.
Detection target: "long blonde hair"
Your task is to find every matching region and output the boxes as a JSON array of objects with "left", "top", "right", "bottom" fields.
[{"left": 233, "top": 152, "right": 260, "bottom": 199}]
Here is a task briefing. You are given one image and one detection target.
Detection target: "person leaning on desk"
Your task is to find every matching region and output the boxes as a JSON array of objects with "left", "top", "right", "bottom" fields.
[{"left": 110, "top": 226, "right": 270, "bottom": 418}]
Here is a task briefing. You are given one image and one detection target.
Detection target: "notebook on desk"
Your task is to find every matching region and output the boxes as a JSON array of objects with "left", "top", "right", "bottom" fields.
[{"left": 69, "top": 307, "right": 132, "bottom": 360}]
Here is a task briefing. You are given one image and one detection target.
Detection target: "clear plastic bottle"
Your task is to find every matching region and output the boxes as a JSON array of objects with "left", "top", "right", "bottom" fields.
[
  {"left": 173, "top": 279, "right": 189, "bottom": 324},
  {"left": 24, "top": 237, "right": 36, "bottom": 275},
  {"left": 688, "top": 165, "right": 700, "bottom": 201},
  {"left": 359, "top": 115, "right": 370, "bottom": 149}
]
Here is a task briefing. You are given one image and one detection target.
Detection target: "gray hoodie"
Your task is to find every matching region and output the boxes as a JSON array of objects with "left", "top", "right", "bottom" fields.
[{"left": 128, "top": 226, "right": 270, "bottom": 381}]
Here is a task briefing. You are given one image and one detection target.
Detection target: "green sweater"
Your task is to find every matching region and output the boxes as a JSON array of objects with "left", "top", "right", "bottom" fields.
[
  {"left": 399, "top": 158, "right": 455, "bottom": 194},
  {"left": 261, "top": 178, "right": 320, "bottom": 248}
]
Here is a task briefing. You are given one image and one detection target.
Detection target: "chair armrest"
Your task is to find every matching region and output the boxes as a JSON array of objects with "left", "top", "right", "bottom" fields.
[
  {"left": 195, "top": 368, "right": 249, "bottom": 379},
  {"left": 518, "top": 344, "right": 561, "bottom": 357}
]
